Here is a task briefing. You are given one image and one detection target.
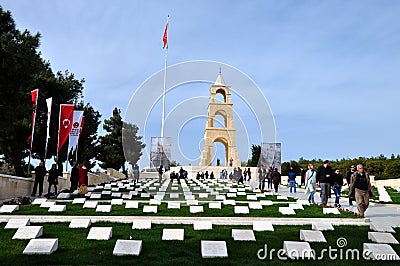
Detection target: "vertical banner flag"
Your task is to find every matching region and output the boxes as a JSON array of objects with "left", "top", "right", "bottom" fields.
[
  {"left": 57, "top": 104, "right": 74, "bottom": 153},
  {"left": 28, "top": 89, "right": 39, "bottom": 150},
  {"left": 67, "top": 110, "right": 84, "bottom": 153},
  {"left": 163, "top": 17, "right": 168, "bottom": 48},
  {"left": 45, "top": 98, "right": 52, "bottom": 141}
]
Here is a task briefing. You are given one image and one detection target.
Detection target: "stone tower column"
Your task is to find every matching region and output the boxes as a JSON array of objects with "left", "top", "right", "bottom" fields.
[{"left": 199, "top": 73, "right": 240, "bottom": 166}]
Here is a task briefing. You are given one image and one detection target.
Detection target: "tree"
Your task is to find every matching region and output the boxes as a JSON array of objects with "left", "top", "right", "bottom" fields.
[
  {"left": 248, "top": 144, "right": 261, "bottom": 167},
  {"left": 98, "top": 108, "right": 124, "bottom": 172},
  {"left": 98, "top": 108, "right": 145, "bottom": 175},
  {"left": 122, "top": 122, "right": 145, "bottom": 168}
]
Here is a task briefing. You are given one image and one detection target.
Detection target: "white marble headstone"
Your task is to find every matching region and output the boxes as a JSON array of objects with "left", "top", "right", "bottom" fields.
[
  {"left": 201, "top": 240, "right": 228, "bottom": 258},
  {"left": 300, "top": 230, "right": 327, "bottom": 242},
  {"left": 231, "top": 229, "right": 256, "bottom": 241},
  {"left": 283, "top": 241, "right": 315, "bottom": 259},
  {"left": 190, "top": 206, "right": 204, "bottom": 213},
  {"left": 23, "top": 239, "right": 58, "bottom": 255},
  {"left": 363, "top": 243, "right": 400, "bottom": 260},
  {"left": 167, "top": 202, "right": 180, "bottom": 209},
  {"left": 253, "top": 221, "right": 274, "bottom": 231},
  {"left": 0, "top": 205, "right": 19, "bottom": 213},
  {"left": 113, "top": 240, "right": 142, "bottom": 256},
  {"left": 69, "top": 219, "right": 91, "bottom": 228},
  {"left": 96, "top": 205, "right": 112, "bottom": 213},
  {"left": 368, "top": 232, "right": 399, "bottom": 244},
  {"left": 132, "top": 220, "right": 152, "bottom": 230},
  {"left": 5, "top": 218, "right": 30, "bottom": 229},
  {"left": 312, "top": 222, "right": 334, "bottom": 231},
  {"left": 83, "top": 201, "right": 98, "bottom": 208},
  {"left": 162, "top": 229, "right": 184, "bottom": 241},
  {"left": 193, "top": 221, "right": 212, "bottom": 230},
  {"left": 87, "top": 227, "right": 112, "bottom": 240},
  {"left": 13, "top": 226, "right": 43, "bottom": 239},
  {"left": 125, "top": 201, "right": 139, "bottom": 209},
  {"left": 208, "top": 202, "right": 222, "bottom": 209},
  {"left": 142, "top": 205, "right": 158, "bottom": 213}
]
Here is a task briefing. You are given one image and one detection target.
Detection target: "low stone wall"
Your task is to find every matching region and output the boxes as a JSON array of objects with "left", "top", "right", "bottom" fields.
[
  {"left": 0, "top": 171, "right": 120, "bottom": 200},
  {"left": 106, "top": 168, "right": 127, "bottom": 179}
]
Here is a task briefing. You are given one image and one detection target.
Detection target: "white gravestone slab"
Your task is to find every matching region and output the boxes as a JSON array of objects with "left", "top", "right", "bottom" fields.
[
  {"left": 143, "top": 205, "right": 158, "bottom": 213},
  {"left": 199, "top": 193, "right": 209, "bottom": 198},
  {"left": 193, "top": 221, "right": 212, "bottom": 230},
  {"left": 113, "top": 240, "right": 142, "bottom": 256},
  {"left": 193, "top": 187, "right": 201, "bottom": 191},
  {"left": 232, "top": 229, "right": 256, "bottom": 241},
  {"left": 215, "top": 195, "right": 226, "bottom": 201},
  {"left": 122, "top": 194, "right": 132, "bottom": 200},
  {"left": 234, "top": 206, "right": 250, "bottom": 214},
  {"left": 171, "top": 187, "right": 179, "bottom": 191},
  {"left": 32, "top": 198, "right": 47, "bottom": 205},
  {"left": 186, "top": 200, "right": 199, "bottom": 206},
  {"left": 312, "top": 222, "right": 335, "bottom": 231},
  {"left": 57, "top": 193, "right": 70, "bottom": 199},
  {"left": 0, "top": 205, "right": 19, "bottom": 213},
  {"left": 300, "top": 230, "right": 327, "bottom": 242},
  {"left": 90, "top": 193, "right": 102, "bottom": 199},
  {"left": 185, "top": 195, "right": 195, "bottom": 200},
  {"left": 190, "top": 206, "right": 204, "bottom": 213},
  {"left": 283, "top": 241, "right": 315, "bottom": 260},
  {"left": 253, "top": 221, "right": 274, "bottom": 232},
  {"left": 23, "top": 239, "right": 58, "bottom": 255},
  {"left": 5, "top": 218, "right": 30, "bottom": 229},
  {"left": 111, "top": 199, "right": 124, "bottom": 205},
  {"left": 209, "top": 202, "right": 222, "bottom": 209},
  {"left": 69, "top": 219, "right": 91, "bottom": 228},
  {"left": 141, "top": 193, "right": 150, "bottom": 198},
  {"left": 87, "top": 227, "right": 112, "bottom": 240},
  {"left": 237, "top": 192, "right": 246, "bottom": 196},
  {"left": 323, "top": 208, "right": 341, "bottom": 215},
  {"left": 169, "top": 193, "right": 179, "bottom": 199},
  {"left": 48, "top": 205, "right": 66, "bottom": 212},
  {"left": 249, "top": 202, "right": 263, "bottom": 210},
  {"left": 370, "top": 223, "right": 396, "bottom": 233},
  {"left": 247, "top": 195, "right": 258, "bottom": 201},
  {"left": 149, "top": 199, "right": 162, "bottom": 205},
  {"left": 162, "top": 229, "right": 184, "bottom": 241},
  {"left": 363, "top": 243, "right": 400, "bottom": 260},
  {"left": 167, "top": 202, "right": 181, "bottom": 209},
  {"left": 125, "top": 201, "right": 139, "bottom": 209},
  {"left": 201, "top": 240, "right": 228, "bottom": 258},
  {"left": 279, "top": 207, "right": 296, "bottom": 215},
  {"left": 104, "top": 184, "right": 112, "bottom": 189},
  {"left": 111, "top": 187, "right": 119, "bottom": 192},
  {"left": 132, "top": 220, "right": 152, "bottom": 230},
  {"left": 223, "top": 200, "right": 236, "bottom": 206},
  {"left": 229, "top": 188, "right": 238, "bottom": 193},
  {"left": 129, "top": 191, "right": 138, "bottom": 196},
  {"left": 368, "top": 232, "right": 399, "bottom": 244},
  {"left": 226, "top": 193, "right": 237, "bottom": 198},
  {"left": 72, "top": 198, "right": 86, "bottom": 204},
  {"left": 83, "top": 201, "right": 98, "bottom": 208},
  {"left": 111, "top": 193, "right": 122, "bottom": 198},
  {"left": 260, "top": 200, "right": 273, "bottom": 206},
  {"left": 277, "top": 195, "right": 288, "bottom": 200},
  {"left": 289, "top": 203, "right": 304, "bottom": 210},
  {"left": 13, "top": 226, "right": 43, "bottom": 239},
  {"left": 149, "top": 187, "right": 157, "bottom": 191},
  {"left": 96, "top": 205, "right": 112, "bottom": 213},
  {"left": 40, "top": 201, "right": 55, "bottom": 208},
  {"left": 101, "top": 190, "right": 111, "bottom": 195}
]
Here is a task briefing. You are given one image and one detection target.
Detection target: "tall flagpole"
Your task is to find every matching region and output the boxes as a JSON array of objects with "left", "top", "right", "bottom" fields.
[
  {"left": 28, "top": 89, "right": 39, "bottom": 176},
  {"left": 161, "top": 15, "right": 169, "bottom": 139}
]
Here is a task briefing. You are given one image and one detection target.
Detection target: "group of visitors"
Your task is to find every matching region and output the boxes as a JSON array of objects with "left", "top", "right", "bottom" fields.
[
  {"left": 31, "top": 161, "right": 88, "bottom": 197},
  {"left": 171, "top": 167, "right": 188, "bottom": 180},
  {"left": 257, "top": 165, "right": 281, "bottom": 192},
  {"left": 303, "top": 160, "right": 374, "bottom": 216}
]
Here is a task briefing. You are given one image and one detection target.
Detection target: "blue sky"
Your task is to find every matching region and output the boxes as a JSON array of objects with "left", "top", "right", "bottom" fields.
[{"left": 2, "top": 0, "right": 400, "bottom": 166}]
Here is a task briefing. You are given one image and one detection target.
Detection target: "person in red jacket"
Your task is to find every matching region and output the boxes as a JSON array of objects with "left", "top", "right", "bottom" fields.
[{"left": 78, "top": 162, "right": 88, "bottom": 186}]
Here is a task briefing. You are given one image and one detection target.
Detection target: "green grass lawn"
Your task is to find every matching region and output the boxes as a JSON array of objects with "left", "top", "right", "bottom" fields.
[
  {"left": 0, "top": 223, "right": 398, "bottom": 265},
  {"left": 8, "top": 202, "right": 360, "bottom": 218}
]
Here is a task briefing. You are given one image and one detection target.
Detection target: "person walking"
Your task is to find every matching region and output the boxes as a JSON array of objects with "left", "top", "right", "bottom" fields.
[
  {"left": 69, "top": 163, "right": 79, "bottom": 192},
  {"left": 288, "top": 166, "right": 297, "bottom": 193},
  {"left": 237, "top": 167, "right": 243, "bottom": 184},
  {"left": 31, "top": 161, "right": 47, "bottom": 197},
  {"left": 346, "top": 165, "right": 356, "bottom": 206},
  {"left": 266, "top": 167, "right": 273, "bottom": 189},
  {"left": 133, "top": 165, "right": 140, "bottom": 185},
  {"left": 316, "top": 160, "right": 333, "bottom": 205},
  {"left": 305, "top": 164, "right": 317, "bottom": 204},
  {"left": 349, "top": 164, "right": 375, "bottom": 217},
  {"left": 247, "top": 167, "right": 251, "bottom": 181},
  {"left": 78, "top": 162, "right": 88, "bottom": 186},
  {"left": 258, "top": 165, "right": 266, "bottom": 191},
  {"left": 272, "top": 168, "right": 281, "bottom": 193},
  {"left": 332, "top": 168, "right": 344, "bottom": 208},
  {"left": 158, "top": 165, "right": 164, "bottom": 182},
  {"left": 47, "top": 164, "right": 59, "bottom": 195}
]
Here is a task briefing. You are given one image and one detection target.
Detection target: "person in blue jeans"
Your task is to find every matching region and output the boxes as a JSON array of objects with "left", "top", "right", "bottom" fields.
[
  {"left": 288, "top": 167, "right": 297, "bottom": 193},
  {"left": 332, "top": 168, "right": 344, "bottom": 208}
]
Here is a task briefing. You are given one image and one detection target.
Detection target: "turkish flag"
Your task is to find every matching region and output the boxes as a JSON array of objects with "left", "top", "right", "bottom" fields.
[
  {"left": 28, "top": 89, "right": 39, "bottom": 150},
  {"left": 57, "top": 104, "right": 74, "bottom": 153},
  {"left": 163, "top": 22, "right": 168, "bottom": 48}
]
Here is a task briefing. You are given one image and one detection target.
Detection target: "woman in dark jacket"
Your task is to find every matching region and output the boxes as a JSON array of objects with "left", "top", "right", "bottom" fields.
[
  {"left": 332, "top": 168, "right": 344, "bottom": 208},
  {"left": 47, "top": 164, "right": 59, "bottom": 195}
]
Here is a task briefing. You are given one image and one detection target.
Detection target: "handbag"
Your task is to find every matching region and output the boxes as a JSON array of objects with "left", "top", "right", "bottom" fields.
[{"left": 78, "top": 184, "right": 88, "bottom": 195}]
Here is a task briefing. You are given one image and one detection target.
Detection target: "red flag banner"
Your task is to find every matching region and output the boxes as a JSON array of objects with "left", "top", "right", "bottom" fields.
[
  {"left": 57, "top": 104, "right": 74, "bottom": 153},
  {"left": 29, "top": 89, "right": 39, "bottom": 150},
  {"left": 163, "top": 21, "right": 168, "bottom": 48}
]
